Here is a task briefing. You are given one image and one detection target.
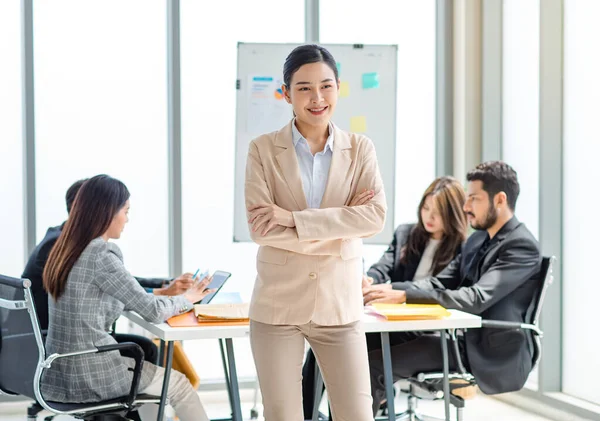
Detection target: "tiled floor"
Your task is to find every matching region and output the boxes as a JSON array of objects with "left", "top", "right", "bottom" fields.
[{"left": 0, "top": 389, "right": 556, "bottom": 421}]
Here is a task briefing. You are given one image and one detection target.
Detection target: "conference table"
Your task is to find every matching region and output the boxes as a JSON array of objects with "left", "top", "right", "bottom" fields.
[{"left": 123, "top": 309, "right": 481, "bottom": 421}]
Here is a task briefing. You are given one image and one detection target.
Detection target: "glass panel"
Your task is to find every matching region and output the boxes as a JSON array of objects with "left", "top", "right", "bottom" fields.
[
  {"left": 562, "top": 0, "right": 600, "bottom": 405},
  {"left": 33, "top": 0, "right": 169, "bottom": 277},
  {"left": 502, "top": 0, "right": 540, "bottom": 241},
  {"left": 180, "top": 0, "right": 304, "bottom": 382},
  {"left": 320, "top": 0, "right": 436, "bottom": 267},
  {"left": 0, "top": 1, "right": 25, "bottom": 277}
]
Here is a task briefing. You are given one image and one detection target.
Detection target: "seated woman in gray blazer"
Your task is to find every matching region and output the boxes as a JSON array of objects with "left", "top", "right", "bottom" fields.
[{"left": 41, "top": 174, "right": 214, "bottom": 421}]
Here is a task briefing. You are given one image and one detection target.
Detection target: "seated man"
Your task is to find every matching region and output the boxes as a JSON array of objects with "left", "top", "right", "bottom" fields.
[
  {"left": 363, "top": 161, "right": 541, "bottom": 415},
  {"left": 22, "top": 179, "right": 195, "bottom": 366}
]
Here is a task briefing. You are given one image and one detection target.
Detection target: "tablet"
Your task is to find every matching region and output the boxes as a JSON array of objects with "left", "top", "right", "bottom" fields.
[{"left": 197, "top": 270, "right": 232, "bottom": 305}]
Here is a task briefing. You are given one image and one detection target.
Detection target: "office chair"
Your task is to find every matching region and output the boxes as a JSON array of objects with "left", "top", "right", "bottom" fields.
[
  {"left": 0, "top": 273, "right": 161, "bottom": 421},
  {"left": 388, "top": 256, "right": 555, "bottom": 421}
]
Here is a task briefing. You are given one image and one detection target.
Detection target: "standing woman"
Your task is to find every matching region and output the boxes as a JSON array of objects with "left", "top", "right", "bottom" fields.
[
  {"left": 245, "top": 44, "right": 387, "bottom": 420},
  {"left": 41, "top": 175, "right": 213, "bottom": 421}
]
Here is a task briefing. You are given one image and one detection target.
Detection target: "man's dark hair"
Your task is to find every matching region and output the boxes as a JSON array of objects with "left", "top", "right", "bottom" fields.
[
  {"left": 65, "top": 179, "right": 88, "bottom": 214},
  {"left": 466, "top": 161, "right": 520, "bottom": 211}
]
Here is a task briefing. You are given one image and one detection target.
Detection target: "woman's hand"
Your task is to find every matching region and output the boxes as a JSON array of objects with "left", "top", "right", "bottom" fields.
[
  {"left": 349, "top": 189, "right": 374, "bottom": 206},
  {"left": 183, "top": 274, "right": 216, "bottom": 304},
  {"left": 154, "top": 273, "right": 194, "bottom": 296},
  {"left": 248, "top": 204, "right": 295, "bottom": 236}
]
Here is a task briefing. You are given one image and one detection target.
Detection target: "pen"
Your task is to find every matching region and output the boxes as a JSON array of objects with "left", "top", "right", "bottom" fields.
[{"left": 192, "top": 268, "right": 200, "bottom": 281}]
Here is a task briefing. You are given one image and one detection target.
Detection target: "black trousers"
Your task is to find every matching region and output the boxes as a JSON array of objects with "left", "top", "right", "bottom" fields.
[{"left": 302, "top": 332, "right": 467, "bottom": 419}]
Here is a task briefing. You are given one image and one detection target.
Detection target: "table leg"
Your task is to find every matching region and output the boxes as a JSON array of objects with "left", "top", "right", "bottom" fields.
[
  {"left": 224, "top": 339, "right": 243, "bottom": 421},
  {"left": 219, "top": 339, "right": 235, "bottom": 416},
  {"left": 380, "top": 332, "right": 396, "bottom": 421},
  {"left": 440, "top": 330, "right": 450, "bottom": 421},
  {"left": 312, "top": 361, "right": 324, "bottom": 421},
  {"left": 158, "top": 340, "right": 165, "bottom": 366},
  {"left": 157, "top": 341, "right": 174, "bottom": 421}
]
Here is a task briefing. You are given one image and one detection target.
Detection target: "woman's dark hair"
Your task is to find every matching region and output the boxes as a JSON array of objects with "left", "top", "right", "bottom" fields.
[
  {"left": 283, "top": 44, "right": 339, "bottom": 88},
  {"left": 44, "top": 175, "right": 130, "bottom": 299},
  {"left": 401, "top": 177, "right": 468, "bottom": 276}
]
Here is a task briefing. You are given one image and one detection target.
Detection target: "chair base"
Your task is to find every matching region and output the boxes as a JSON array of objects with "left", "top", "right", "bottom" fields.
[{"left": 375, "top": 387, "right": 465, "bottom": 421}]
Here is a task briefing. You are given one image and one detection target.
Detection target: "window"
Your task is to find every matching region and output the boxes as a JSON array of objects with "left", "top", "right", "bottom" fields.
[
  {"left": 562, "top": 0, "right": 600, "bottom": 405},
  {"left": 0, "top": 2, "right": 25, "bottom": 277},
  {"left": 320, "top": 0, "right": 436, "bottom": 265},
  {"left": 502, "top": 0, "right": 540, "bottom": 240},
  {"left": 33, "top": 0, "right": 169, "bottom": 277},
  {"left": 180, "top": 0, "right": 305, "bottom": 381}
]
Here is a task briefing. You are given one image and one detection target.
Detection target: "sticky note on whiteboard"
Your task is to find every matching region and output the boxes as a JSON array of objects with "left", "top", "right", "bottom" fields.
[
  {"left": 362, "top": 72, "right": 380, "bottom": 89},
  {"left": 350, "top": 116, "right": 367, "bottom": 133},
  {"left": 336, "top": 62, "right": 341, "bottom": 75},
  {"left": 339, "top": 81, "right": 350, "bottom": 98}
]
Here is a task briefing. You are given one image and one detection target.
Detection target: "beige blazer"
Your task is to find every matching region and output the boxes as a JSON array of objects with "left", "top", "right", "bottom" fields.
[{"left": 245, "top": 120, "right": 387, "bottom": 326}]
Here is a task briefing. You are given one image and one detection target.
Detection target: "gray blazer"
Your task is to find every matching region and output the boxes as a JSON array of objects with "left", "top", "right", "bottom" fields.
[{"left": 41, "top": 238, "right": 192, "bottom": 403}]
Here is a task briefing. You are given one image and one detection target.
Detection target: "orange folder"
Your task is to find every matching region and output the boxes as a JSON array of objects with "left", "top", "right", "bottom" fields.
[{"left": 167, "top": 310, "right": 249, "bottom": 327}]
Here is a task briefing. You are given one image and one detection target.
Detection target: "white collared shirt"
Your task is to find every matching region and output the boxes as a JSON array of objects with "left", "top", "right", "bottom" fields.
[{"left": 291, "top": 120, "right": 334, "bottom": 209}]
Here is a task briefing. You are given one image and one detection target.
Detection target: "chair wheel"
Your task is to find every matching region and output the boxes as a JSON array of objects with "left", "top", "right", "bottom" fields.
[{"left": 250, "top": 408, "right": 259, "bottom": 419}]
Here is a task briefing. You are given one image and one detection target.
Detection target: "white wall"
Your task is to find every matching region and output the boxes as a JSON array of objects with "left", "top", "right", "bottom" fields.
[{"left": 562, "top": 0, "right": 600, "bottom": 405}]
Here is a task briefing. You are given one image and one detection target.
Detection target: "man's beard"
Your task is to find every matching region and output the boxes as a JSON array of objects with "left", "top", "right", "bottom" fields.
[{"left": 470, "top": 202, "right": 497, "bottom": 231}]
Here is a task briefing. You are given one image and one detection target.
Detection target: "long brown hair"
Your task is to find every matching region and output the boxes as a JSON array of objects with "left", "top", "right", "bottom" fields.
[
  {"left": 401, "top": 176, "right": 468, "bottom": 275},
  {"left": 43, "top": 175, "right": 130, "bottom": 299}
]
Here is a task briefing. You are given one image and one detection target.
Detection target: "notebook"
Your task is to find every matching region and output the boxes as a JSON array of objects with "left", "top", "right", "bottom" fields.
[{"left": 194, "top": 302, "right": 250, "bottom": 322}]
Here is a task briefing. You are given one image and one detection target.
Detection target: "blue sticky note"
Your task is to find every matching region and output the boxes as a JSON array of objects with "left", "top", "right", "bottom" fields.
[
  {"left": 362, "top": 72, "right": 380, "bottom": 89},
  {"left": 336, "top": 62, "right": 341, "bottom": 75}
]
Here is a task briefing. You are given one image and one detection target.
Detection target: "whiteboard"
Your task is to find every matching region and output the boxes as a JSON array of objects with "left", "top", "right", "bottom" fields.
[{"left": 234, "top": 43, "right": 397, "bottom": 244}]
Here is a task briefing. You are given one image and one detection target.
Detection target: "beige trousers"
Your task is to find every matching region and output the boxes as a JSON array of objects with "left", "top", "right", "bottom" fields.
[
  {"left": 137, "top": 365, "right": 209, "bottom": 421},
  {"left": 250, "top": 319, "right": 373, "bottom": 421}
]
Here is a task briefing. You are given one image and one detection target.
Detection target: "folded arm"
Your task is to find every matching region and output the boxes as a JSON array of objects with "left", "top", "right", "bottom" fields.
[{"left": 245, "top": 141, "right": 342, "bottom": 256}]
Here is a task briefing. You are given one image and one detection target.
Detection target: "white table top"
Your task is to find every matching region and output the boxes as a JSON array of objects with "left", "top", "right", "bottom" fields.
[{"left": 123, "top": 310, "right": 481, "bottom": 341}]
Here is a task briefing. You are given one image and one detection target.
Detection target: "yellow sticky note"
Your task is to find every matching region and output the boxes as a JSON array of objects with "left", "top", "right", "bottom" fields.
[
  {"left": 339, "top": 81, "right": 350, "bottom": 98},
  {"left": 350, "top": 116, "right": 367, "bottom": 133}
]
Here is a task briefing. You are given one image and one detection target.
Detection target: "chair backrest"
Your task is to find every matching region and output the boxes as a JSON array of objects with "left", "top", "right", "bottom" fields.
[
  {"left": 0, "top": 274, "right": 46, "bottom": 399},
  {"left": 525, "top": 256, "right": 555, "bottom": 366},
  {"left": 528, "top": 256, "right": 555, "bottom": 327}
]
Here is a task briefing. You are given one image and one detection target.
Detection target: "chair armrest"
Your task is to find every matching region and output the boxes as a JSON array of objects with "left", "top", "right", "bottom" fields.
[
  {"left": 43, "top": 342, "right": 145, "bottom": 408},
  {"left": 481, "top": 320, "right": 543, "bottom": 337}
]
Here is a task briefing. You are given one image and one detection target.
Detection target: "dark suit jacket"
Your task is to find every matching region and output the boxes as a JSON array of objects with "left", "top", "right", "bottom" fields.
[
  {"left": 22, "top": 224, "right": 170, "bottom": 331},
  {"left": 367, "top": 224, "right": 419, "bottom": 284},
  {"left": 367, "top": 223, "right": 462, "bottom": 284},
  {"left": 392, "top": 217, "right": 541, "bottom": 395}
]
